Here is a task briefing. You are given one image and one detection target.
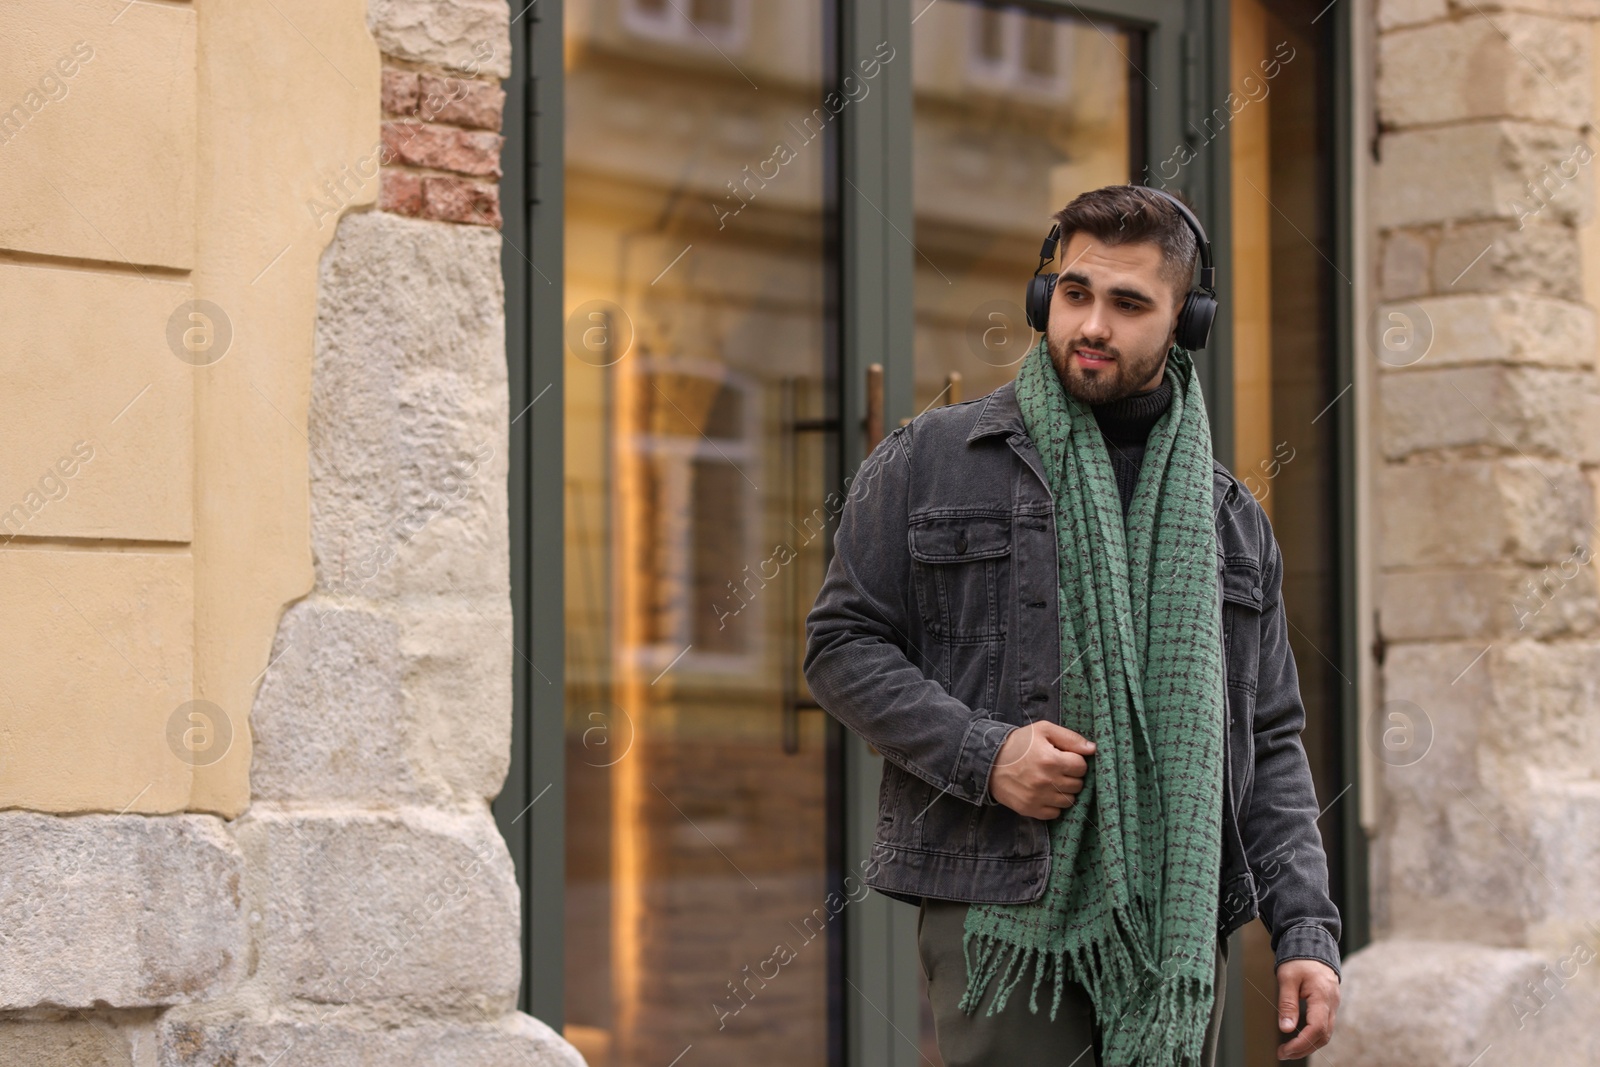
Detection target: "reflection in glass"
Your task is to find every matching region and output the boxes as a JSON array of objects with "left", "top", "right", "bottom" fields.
[
  {"left": 912, "top": 1, "right": 1133, "bottom": 415},
  {"left": 1230, "top": 0, "right": 1345, "bottom": 1061},
  {"left": 563, "top": 3, "right": 835, "bottom": 1065}
]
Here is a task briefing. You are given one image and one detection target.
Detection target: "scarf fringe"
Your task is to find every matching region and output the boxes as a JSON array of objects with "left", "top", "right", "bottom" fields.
[
  {"left": 1103, "top": 970, "right": 1212, "bottom": 1067},
  {"left": 958, "top": 895, "right": 1158, "bottom": 1023},
  {"left": 960, "top": 897, "right": 1215, "bottom": 1067}
]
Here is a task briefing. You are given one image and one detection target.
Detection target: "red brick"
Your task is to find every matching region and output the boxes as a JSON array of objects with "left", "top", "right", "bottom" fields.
[
  {"left": 380, "top": 121, "right": 503, "bottom": 179},
  {"left": 381, "top": 68, "right": 419, "bottom": 117},
  {"left": 380, "top": 170, "right": 423, "bottom": 217},
  {"left": 378, "top": 121, "right": 410, "bottom": 167},
  {"left": 418, "top": 74, "right": 506, "bottom": 131},
  {"left": 421, "top": 176, "right": 502, "bottom": 229}
]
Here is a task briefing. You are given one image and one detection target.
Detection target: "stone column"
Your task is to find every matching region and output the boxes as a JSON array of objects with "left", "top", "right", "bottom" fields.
[
  {"left": 151, "top": 3, "right": 583, "bottom": 1063},
  {"left": 1326, "top": 0, "right": 1600, "bottom": 1062}
]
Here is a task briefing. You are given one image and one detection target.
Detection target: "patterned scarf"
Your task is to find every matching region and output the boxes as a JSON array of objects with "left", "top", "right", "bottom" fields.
[{"left": 959, "top": 337, "right": 1226, "bottom": 1066}]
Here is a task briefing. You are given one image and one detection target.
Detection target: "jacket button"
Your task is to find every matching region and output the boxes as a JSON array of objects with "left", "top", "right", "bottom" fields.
[
  {"left": 1251, "top": 586, "right": 1262, "bottom": 599},
  {"left": 956, "top": 532, "right": 968, "bottom": 553}
]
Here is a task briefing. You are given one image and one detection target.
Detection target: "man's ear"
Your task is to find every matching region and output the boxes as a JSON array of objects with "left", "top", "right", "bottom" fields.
[{"left": 1168, "top": 289, "right": 1188, "bottom": 343}]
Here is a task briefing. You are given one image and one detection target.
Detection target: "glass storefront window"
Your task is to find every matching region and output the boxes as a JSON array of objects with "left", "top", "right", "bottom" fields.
[
  {"left": 911, "top": 0, "right": 1133, "bottom": 417},
  {"left": 562, "top": 3, "right": 836, "bottom": 1064}
]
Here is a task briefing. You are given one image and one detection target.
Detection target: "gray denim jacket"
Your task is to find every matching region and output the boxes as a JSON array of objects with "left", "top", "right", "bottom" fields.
[{"left": 803, "top": 380, "right": 1342, "bottom": 979}]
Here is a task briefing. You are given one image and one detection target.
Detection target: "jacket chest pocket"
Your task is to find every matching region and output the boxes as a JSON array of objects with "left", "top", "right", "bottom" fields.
[
  {"left": 1220, "top": 556, "right": 1265, "bottom": 682},
  {"left": 908, "top": 515, "right": 1011, "bottom": 643},
  {"left": 1220, "top": 557, "right": 1263, "bottom": 810}
]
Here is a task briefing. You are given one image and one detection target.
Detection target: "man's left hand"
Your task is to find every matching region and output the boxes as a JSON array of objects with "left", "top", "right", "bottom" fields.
[{"left": 1275, "top": 959, "right": 1339, "bottom": 1060}]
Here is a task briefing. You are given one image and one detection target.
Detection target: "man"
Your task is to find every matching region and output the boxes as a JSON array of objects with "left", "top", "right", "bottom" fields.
[{"left": 803, "top": 184, "right": 1341, "bottom": 1066}]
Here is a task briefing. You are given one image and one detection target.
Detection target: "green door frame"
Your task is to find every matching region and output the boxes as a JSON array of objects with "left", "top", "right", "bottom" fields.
[
  {"left": 498, "top": 0, "right": 565, "bottom": 1029},
  {"left": 1332, "top": 0, "right": 1373, "bottom": 963},
  {"left": 495, "top": 0, "right": 1365, "bottom": 1061},
  {"left": 835, "top": 4, "right": 916, "bottom": 1061}
]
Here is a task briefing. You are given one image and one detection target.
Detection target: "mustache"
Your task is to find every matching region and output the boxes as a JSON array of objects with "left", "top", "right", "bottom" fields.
[{"left": 1064, "top": 338, "right": 1119, "bottom": 360}]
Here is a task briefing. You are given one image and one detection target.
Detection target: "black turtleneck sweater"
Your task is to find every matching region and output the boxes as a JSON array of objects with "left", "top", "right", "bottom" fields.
[{"left": 1091, "top": 372, "right": 1174, "bottom": 516}]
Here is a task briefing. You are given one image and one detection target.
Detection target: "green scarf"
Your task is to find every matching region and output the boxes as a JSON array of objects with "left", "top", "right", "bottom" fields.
[{"left": 959, "top": 337, "right": 1226, "bottom": 1067}]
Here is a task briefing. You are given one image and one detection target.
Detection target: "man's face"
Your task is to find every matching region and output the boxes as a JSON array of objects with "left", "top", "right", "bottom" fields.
[{"left": 1044, "top": 232, "right": 1182, "bottom": 404}]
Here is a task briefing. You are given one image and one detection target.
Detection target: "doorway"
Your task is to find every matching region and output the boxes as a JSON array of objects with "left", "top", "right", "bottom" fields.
[
  {"left": 490, "top": 1, "right": 1341, "bottom": 1065},
  {"left": 905, "top": 6, "right": 1144, "bottom": 1056}
]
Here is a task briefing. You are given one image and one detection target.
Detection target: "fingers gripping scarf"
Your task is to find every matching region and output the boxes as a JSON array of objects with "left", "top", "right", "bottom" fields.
[{"left": 959, "top": 337, "right": 1226, "bottom": 1067}]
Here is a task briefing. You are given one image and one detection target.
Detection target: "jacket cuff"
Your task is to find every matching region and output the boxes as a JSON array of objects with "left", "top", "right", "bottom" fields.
[
  {"left": 1273, "top": 922, "right": 1342, "bottom": 981},
  {"left": 950, "top": 713, "right": 1015, "bottom": 806}
]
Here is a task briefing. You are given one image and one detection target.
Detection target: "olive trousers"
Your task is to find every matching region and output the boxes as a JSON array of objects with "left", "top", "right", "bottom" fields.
[{"left": 918, "top": 898, "right": 1229, "bottom": 1067}]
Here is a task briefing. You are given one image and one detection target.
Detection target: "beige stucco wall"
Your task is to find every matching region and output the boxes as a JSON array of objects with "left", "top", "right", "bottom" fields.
[
  {"left": 0, "top": 0, "right": 377, "bottom": 817},
  {"left": 0, "top": 1, "right": 585, "bottom": 1063}
]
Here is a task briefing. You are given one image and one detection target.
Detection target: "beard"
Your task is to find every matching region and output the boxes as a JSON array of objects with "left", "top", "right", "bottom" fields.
[{"left": 1046, "top": 332, "right": 1169, "bottom": 404}]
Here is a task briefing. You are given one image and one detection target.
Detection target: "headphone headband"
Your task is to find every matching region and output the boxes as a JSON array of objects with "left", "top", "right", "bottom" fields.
[{"left": 1141, "top": 186, "right": 1214, "bottom": 292}]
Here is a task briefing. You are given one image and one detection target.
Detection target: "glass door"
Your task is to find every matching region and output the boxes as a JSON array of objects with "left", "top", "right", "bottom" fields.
[
  {"left": 908, "top": 7, "right": 1142, "bottom": 1058},
  {"left": 911, "top": 2, "right": 1138, "bottom": 411},
  {"left": 559, "top": 2, "right": 842, "bottom": 1064},
  {"left": 903, "top": 0, "right": 1217, "bottom": 1061},
  {"left": 500, "top": 1, "right": 1232, "bottom": 1065}
]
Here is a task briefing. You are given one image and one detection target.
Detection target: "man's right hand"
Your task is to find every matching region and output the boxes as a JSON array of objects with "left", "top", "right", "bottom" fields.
[{"left": 987, "top": 720, "right": 1096, "bottom": 820}]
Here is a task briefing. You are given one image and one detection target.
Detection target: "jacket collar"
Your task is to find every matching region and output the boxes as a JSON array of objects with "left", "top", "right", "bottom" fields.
[{"left": 966, "top": 380, "right": 1027, "bottom": 443}]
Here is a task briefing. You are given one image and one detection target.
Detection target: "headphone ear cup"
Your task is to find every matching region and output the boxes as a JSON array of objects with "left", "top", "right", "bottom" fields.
[
  {"left": 1025, "top": 273, "right": 1058, "bottom": 333},
  {"left": 1176, "top": 290, "right": 1218, "bottom": 351}
]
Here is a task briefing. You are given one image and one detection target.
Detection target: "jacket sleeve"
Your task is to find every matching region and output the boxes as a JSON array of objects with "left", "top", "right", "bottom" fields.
[
  {"left": 802, "top": 424, "right": 1016, "bottom": 807},
  {"left": 1242, "top": 526, "right": 1344, "bottom": 979}
]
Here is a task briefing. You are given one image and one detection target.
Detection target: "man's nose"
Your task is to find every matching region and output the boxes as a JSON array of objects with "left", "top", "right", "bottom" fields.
[{"left": 1081, "top": 302, "right": 1111, "bottom": 341}]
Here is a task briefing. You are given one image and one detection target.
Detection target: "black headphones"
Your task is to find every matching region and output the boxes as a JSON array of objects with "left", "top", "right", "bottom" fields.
[{"left": 1024, "top": 185, "right": 1218, "bottom": 351}]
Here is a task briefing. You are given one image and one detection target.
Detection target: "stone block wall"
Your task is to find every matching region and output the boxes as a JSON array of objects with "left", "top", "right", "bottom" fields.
[
  {"left": 0, "top": 1, "right": 583, "bottom": 1064},
  {"left": 1325, "top": 0, "right": 1600, "bottom": 1061}
]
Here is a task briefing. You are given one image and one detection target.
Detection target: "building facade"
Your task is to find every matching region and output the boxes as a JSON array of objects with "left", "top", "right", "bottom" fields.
[{"left": 0, "top": 0, "right": 1595, "bottom": 1065}]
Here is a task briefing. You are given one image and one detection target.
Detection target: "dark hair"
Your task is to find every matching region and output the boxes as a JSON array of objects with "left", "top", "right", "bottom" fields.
[{"left": 1050, "top": 185, "right": 1199, "bottom": 306}]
